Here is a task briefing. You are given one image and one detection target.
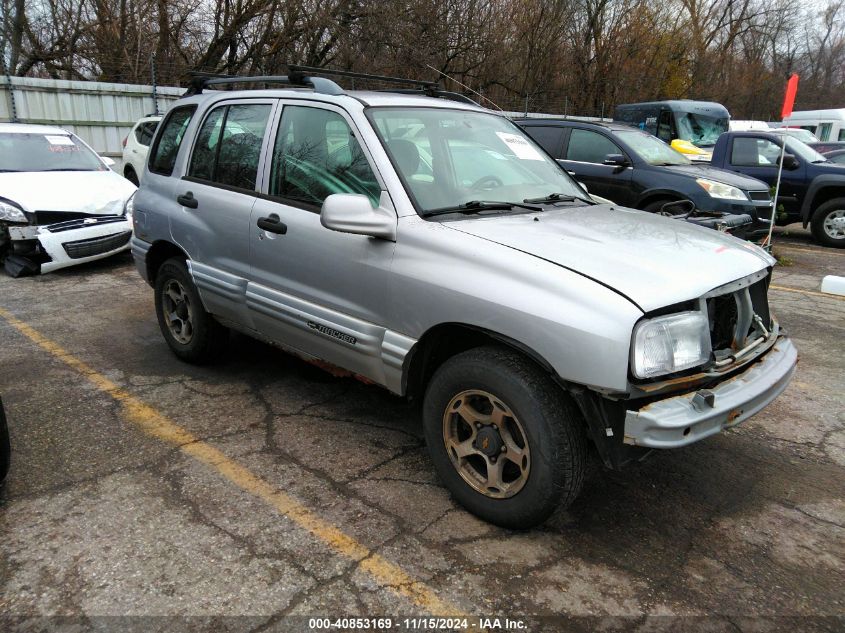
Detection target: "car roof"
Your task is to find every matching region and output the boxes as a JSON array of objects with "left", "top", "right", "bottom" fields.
[
  {"left": 515, "top": 118, "right": 635, "bottom": 132},
  {"left": 0, "top": 122, "right": 71, "bottom": 135},
  {"left": 176, "top": 87, "right": 494, "bottom": 114}
]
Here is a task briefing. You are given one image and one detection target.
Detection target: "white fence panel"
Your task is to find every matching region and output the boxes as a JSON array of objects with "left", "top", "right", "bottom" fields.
[{"left": 1, "top": 77, "right": 184, "bottom": 171}]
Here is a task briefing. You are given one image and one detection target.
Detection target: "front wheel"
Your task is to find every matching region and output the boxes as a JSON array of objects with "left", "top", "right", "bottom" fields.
[
  {"left": 810, "top": 198, "right": 845, "bottom": 248},
  {"left": 154, "top": 258, "right": 228, "bottom": 363},
  {"left": 423, "top": 347, "right": 587, "bottom": 529}
]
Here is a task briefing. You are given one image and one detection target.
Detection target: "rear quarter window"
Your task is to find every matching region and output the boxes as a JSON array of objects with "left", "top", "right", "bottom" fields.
[{"left": 149, "top": 106, "right": 196, "bottom": 176}]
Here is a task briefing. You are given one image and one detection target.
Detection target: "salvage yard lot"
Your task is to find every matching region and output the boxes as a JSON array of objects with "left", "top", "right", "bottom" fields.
[{"left": 0, "top": 226, "right": 843, "bottom": 630}]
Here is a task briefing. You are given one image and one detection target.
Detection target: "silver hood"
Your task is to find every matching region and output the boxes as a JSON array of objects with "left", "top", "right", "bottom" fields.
[{"left": 444, "top": 204, "right": 775, "bottom": 313}]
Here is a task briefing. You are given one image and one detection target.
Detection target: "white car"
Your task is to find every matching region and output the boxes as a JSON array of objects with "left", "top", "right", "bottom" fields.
[
  {"left": 0, "top": 123, "right": 136, "bottom": 276},
  {"left": 122, "top": 115, "right": 161, "bottom": 185}
]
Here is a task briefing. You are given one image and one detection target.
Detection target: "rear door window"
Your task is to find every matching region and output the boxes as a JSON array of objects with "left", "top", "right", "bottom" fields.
[
  {"left": 134, "top": 121, "right": 158, "bottom": 146},
  {"left": 149, "top": 106, "right": 195, "bottom": 175},
  {"left": 565, "top": 129, "right": 622, "bottom": 164},
  {"left": 523, "top": 126, "right": 565, "bottom": 158}
]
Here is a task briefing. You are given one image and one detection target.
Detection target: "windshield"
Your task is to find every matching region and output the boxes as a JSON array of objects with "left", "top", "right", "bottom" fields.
[
  {"left": 614, "top": 130, "right": 690, "bottom": 166},
  {"left": 780, "top": 128, "right": 819, "bottom": 143},
  {"left": 0, "top": 132, "right": 105, "bottom": 172},
  {"left": 785, "top": 138, "right": 828, "bottom": 163},
  {"left": 675, "top": 112, "right": 728, "bottom": 147},
  {"left": 368, "top": 108, "right": 588, "bottom": 215}
]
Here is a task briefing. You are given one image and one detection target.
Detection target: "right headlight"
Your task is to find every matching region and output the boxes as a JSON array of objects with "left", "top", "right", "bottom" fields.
[
  {"left": 0, "top": 199, "right": 27, "bottom": 223},
  {"left": 631, "top": 311, "right": 711, "bottom": 379}
]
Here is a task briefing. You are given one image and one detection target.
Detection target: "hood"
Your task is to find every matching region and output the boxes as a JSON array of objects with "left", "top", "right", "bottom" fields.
[
  {"left": 661, "top": 164, "right": 769, "bottom": 191},
  {"left": 444, "top": 204, "right": 774, "bottom": 313},
  {"left": 0, "top": 171, "right": 136, "bottom": 216}
]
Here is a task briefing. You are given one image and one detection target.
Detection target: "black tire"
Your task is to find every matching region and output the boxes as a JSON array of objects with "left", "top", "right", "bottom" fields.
[
  {"left": 124, "top": 166, "right": 139, "bottom": 186},
  {"left": 154, "top": 258, "right": 227, "bottom": 363},
  {"left": 810, "top": 198, "right": 845, "bottom": 248},
  {"left": 422, "top": 346, "right": 587, "bottom": 529}
]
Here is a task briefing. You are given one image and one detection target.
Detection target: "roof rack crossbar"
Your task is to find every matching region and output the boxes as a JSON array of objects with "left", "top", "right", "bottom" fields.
[
  {"left": 288, "top": 65, "right": 440, "bottom": 91},
  {"left": 183, "top": 72, "right": 344, "bottom": 97},
  {"left": 380, "top": 88, "right": 478, "bottom": 106}
]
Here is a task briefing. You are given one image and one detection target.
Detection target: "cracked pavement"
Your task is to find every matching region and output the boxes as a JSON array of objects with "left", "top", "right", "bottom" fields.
[{"left": 0, "top": 225, "right": 843, "bottom": 632}]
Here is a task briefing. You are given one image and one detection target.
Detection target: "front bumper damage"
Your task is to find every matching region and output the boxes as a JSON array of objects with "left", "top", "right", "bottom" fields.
[
  {"left": 623, "top": 336, "right": 797, "bottom": 448},
  {"left": 6, "top": 215, "right": 131, "bottom": 275}
]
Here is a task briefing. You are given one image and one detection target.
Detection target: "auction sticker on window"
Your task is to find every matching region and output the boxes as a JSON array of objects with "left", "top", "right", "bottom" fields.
[
  {"left": 495, "top": 132, "right": 544, "bottom": 160},
  {"left": 45, "top": 135, "right": 76, "bottom": 146}
]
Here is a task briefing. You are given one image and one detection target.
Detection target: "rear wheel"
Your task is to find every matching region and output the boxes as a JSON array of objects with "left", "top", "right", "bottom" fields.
[
  {"left": 810, "top": 198, "right": 845, "bottom": 248},
  {"left": 423, "top": 346, "right": 587, "bottom": 529},
  {"left": 154, "top": 258, "right": 227, "bottom": 363}
]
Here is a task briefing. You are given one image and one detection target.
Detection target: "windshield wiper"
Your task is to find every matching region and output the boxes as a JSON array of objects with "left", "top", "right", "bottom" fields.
[
  {"left": 421, "top": 200, "right": 542, "bottom": 218},
  {"left": 523, "top": 192, "right": 592, "bottom": 205}
]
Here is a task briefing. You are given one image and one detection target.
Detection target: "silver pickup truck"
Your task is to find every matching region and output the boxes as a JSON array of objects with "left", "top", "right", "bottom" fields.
[{"left": 131, "top": 69, "right": 797, "bottom": 528}]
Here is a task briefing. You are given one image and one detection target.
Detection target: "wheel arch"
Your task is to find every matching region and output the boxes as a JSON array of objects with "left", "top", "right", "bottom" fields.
[
  {"left": 144, "top": 240, "right": 190, "bottom": 285},
  {"left": 636, "top": 190, "right": 685, "bottom": 210},
  {"left": 403, "top": 322, "right": 556, "bottom": 401},
  {"left": 802, "top": 179, "right": 845, "bottom": 226}
]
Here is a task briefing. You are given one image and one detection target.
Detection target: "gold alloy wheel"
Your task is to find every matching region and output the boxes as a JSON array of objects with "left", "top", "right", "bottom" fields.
[
  {"left": 442, "top": 389, "right": 531, "bottom": 499},
  {"left": 161, "top": 279, "right": 195, "bottom": 345}
]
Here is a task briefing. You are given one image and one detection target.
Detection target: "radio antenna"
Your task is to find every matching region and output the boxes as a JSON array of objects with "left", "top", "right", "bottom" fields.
[{"left": 425, "top": 64, "right": 504, "bottom": 112}]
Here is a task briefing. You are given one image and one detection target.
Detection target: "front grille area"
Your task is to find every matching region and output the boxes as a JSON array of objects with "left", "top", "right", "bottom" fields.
[
  {"left": 706, "top": 273, "right": 771, "bottom": 358},
  {"left": 62, "top": 231, "right": 132, "bottom": 259},
  {"left": 46, "top": 216, "right": 126, "bottom": 233},
  {"left": 34, "top": 211, "right": 95, "bottom": 225},
  {"left": 748, "top": 191, "right": 772, "bottom": 201}
]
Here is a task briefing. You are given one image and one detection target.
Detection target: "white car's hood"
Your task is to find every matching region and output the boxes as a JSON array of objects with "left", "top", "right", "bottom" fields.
[
  {"left": 445, "top": 204, "right": 775, "bottom": 313},
  {"left": 0, "top": 171, "right": 136, "bottom": 216}
]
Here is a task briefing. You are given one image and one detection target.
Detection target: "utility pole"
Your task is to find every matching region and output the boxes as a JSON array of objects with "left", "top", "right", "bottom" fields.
[{"left": 150, "top": 53, "right": 160, "bottom": 115}]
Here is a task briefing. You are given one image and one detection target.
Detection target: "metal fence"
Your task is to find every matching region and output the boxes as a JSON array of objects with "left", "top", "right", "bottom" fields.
[{"left": 0, "top": 76, "right": 184, "bottom": 170}]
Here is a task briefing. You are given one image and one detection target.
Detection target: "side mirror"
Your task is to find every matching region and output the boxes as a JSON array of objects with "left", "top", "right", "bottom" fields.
[
  {"left": 780, "top": 154, "right": 800, "bottom": 170},
  {"left": 603, "top": 153, "right": 628, "bottom": 166},
  {"left": 321, "top": 193, "right": 396, "bottom": 241},
  {"left": 577, "top": 181, "right": 589, "bottom": 193},
  {"left": 102, "top": 156, "right": 116, "bottom": 167}
]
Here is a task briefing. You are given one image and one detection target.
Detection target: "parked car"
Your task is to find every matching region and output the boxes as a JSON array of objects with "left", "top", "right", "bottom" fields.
[
  {"left": 709, "top": 130, "right": 845, "bottom": 247},
  {"left": 810, "top": 141, "right": 845, "bottom": 155},
  {"left": 515, "top": 119, "right": 773, "bottom": 239},
  {"left": 823, "top": 149, "right": 845, "bottom": 164},
  {"left": 133, "top": 69, "right": 796, "bottom": 528},
  {"left": 122, "top": 115, "right": 162, "bottom": 185},
  {"left": 768, "top": 127, "right": 819, "bottom": 143},
  {"left": 0, "top": 396, "right": 9, "bottom": 484},
  {"left": 0, "top": 123, "right": 137, "bottom": 276}
]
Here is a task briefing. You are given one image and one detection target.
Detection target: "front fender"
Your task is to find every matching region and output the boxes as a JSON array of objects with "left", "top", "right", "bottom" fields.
[{"left": 800, "top": 175, "right": 845, "bottom": 226}]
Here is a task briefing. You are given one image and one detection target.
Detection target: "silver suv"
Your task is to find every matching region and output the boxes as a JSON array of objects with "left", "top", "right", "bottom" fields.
[{"left": 131, "top": 69, "right": 797, "bottom": 528}]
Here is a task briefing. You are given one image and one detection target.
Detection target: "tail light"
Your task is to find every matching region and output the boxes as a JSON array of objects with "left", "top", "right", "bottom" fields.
[{"left": 122, "top": 136, "right": 128, "bottom": 148}]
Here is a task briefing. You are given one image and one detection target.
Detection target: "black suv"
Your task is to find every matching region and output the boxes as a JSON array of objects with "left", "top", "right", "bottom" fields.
[{"left": 516, "top": 119, "right": 773, "bottom": 238}]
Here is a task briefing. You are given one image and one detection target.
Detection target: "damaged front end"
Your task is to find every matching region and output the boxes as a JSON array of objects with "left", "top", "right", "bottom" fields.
[
  {"left": 574, "top": 269, "right": 797, "bottom": 469},
  {"left": 1, "top": 201, "right": 132, "bottom": 277}
]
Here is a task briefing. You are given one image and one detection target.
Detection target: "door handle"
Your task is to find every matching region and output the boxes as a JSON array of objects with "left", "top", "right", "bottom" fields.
[
  {"left": 257, "top": 213, "right": 287, "bottom": 235},
  {"left": 176, "top": 191, "right": 199, "bottom": 209}
]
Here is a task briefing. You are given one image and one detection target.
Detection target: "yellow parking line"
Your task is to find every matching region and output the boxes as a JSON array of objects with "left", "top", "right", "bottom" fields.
[
  {"left": 770, "top": 284, "right": 845, "bottom": 300},
  {"left": 0, "top": 307, "right": 465, "bottom": 618}
]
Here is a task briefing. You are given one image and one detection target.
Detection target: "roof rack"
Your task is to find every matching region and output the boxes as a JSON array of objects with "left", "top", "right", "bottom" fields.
[
  {"left": 183, "top": 71, "right": 344, "bottom": 97},
  {"left": 182, "top": 67, "right": 479, "bottom": 106}
]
